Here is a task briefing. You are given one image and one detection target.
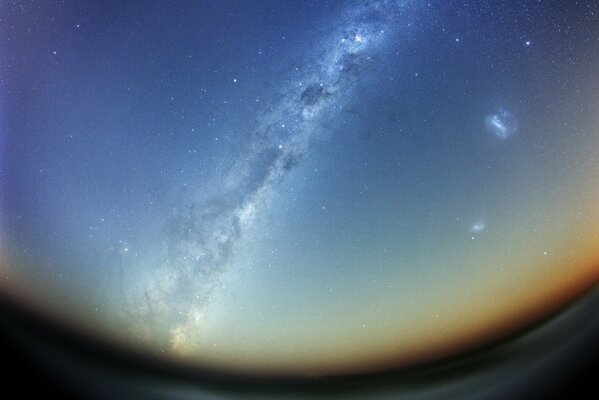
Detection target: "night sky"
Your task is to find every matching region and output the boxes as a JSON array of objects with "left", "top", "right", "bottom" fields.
[{"left": 1, "top": 1, "right": 599, "bottom": 376}]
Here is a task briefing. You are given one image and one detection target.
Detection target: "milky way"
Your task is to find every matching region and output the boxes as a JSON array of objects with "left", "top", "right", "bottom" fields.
[
  {"left": 125, "top": 0, "right": 417, "bottom": 349},
  {"left": 2, "top": 0, "right": 599, "bottom": 380}
]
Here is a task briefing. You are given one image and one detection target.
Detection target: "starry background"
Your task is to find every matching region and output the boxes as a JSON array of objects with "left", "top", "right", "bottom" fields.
[{"left": 1, "top": 0, "right": 599, "bottom": 376}]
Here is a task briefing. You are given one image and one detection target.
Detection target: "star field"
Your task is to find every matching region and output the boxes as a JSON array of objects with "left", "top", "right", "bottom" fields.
[{"left": 1, "top": 0, "right": 599, "bottom": 376}]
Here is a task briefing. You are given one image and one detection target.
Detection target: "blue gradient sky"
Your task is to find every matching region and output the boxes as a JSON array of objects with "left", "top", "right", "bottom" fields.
[{"left": 1, "top": 0, "right": 599, "bottom": 375}]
